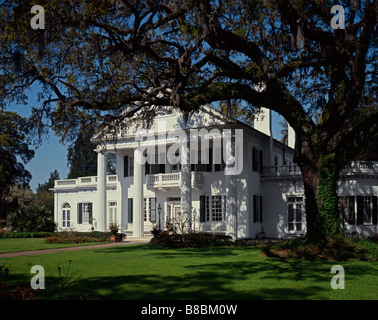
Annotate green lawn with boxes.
[0,238,109,253]
[1,243,377,300]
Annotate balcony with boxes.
[262,161,378,180]
[147,172,203,190]
[53,175,117,190]
[341,161,378,177]
[262,165,302,178]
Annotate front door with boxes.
[166,197,181,221]
[168,204,181,220]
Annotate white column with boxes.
[54,192,58,230]
[225,131,237,239]
[97,151,107,231]
[133,148,144,237]
[180,141,192,230]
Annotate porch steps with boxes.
[124,230,153,240]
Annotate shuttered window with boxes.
[77,202,92,224]
[149,198,157,223]
[253,195,263,223]
[128,198,133,223]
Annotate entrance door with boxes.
[167,197,181,220]
[168,204,181,220]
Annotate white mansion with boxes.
[52,106,378,239]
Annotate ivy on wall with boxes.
[317,154,343,239]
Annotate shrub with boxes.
[0,265,40,300]
[3,231,55,238]
[150,231,233,248]
[7,205,56,233]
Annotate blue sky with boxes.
[7,87,69,192]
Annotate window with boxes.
[201,195,226,222]
[339,196,355,224]
[83,203,90,224]
[109,202,117,224]
[62,203,71,228]
[287,197,303,232]
[252,147,263,173]
[211,196,224,221]
[253,195,263,223]
[124,155,134,177]
[357,196,377,225]
[78,202,92,224]
[142,197,157,223]
[146,154,165,175]
[340,196,377,225]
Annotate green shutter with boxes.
[199,195,206,222]
[149,198,156,223]
[78,203,83,224]
[206,149,212,172]
[88,203,93,221]
[128,198,133,223]
[145,161,150,175]
[260,196,263,223]
[357,196,363,225]
[373,196,377,225]
[252,147,258,172]
[259,150,263,173]
[348,196,355,224]
[253,195,257,223]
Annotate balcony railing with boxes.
[341,161,378,175]
[147,172,203,190]
[54,175,117,189]
[262,161,378,178]
[262,165,301,177]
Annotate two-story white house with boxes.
[52,105,378,239]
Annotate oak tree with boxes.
[1,0,377,239]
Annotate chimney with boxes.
[254,107,272,137]
[288,123,295,149]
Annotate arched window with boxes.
[62,203,71,228]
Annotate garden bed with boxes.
[262,237,378,261]
[45,232,112,244]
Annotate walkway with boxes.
[0,238,151,258]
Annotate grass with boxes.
[1,242,377,300]
[0,238,109,253]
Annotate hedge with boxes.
[0,231,55,238]
[150,231,234,248]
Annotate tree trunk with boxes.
[296,141,344,241]
[299,160,322,241]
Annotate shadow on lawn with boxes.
[93,243,241,258]
[2,245,376,300]
[70,246,377,300]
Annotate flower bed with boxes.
[45,232,111,244]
